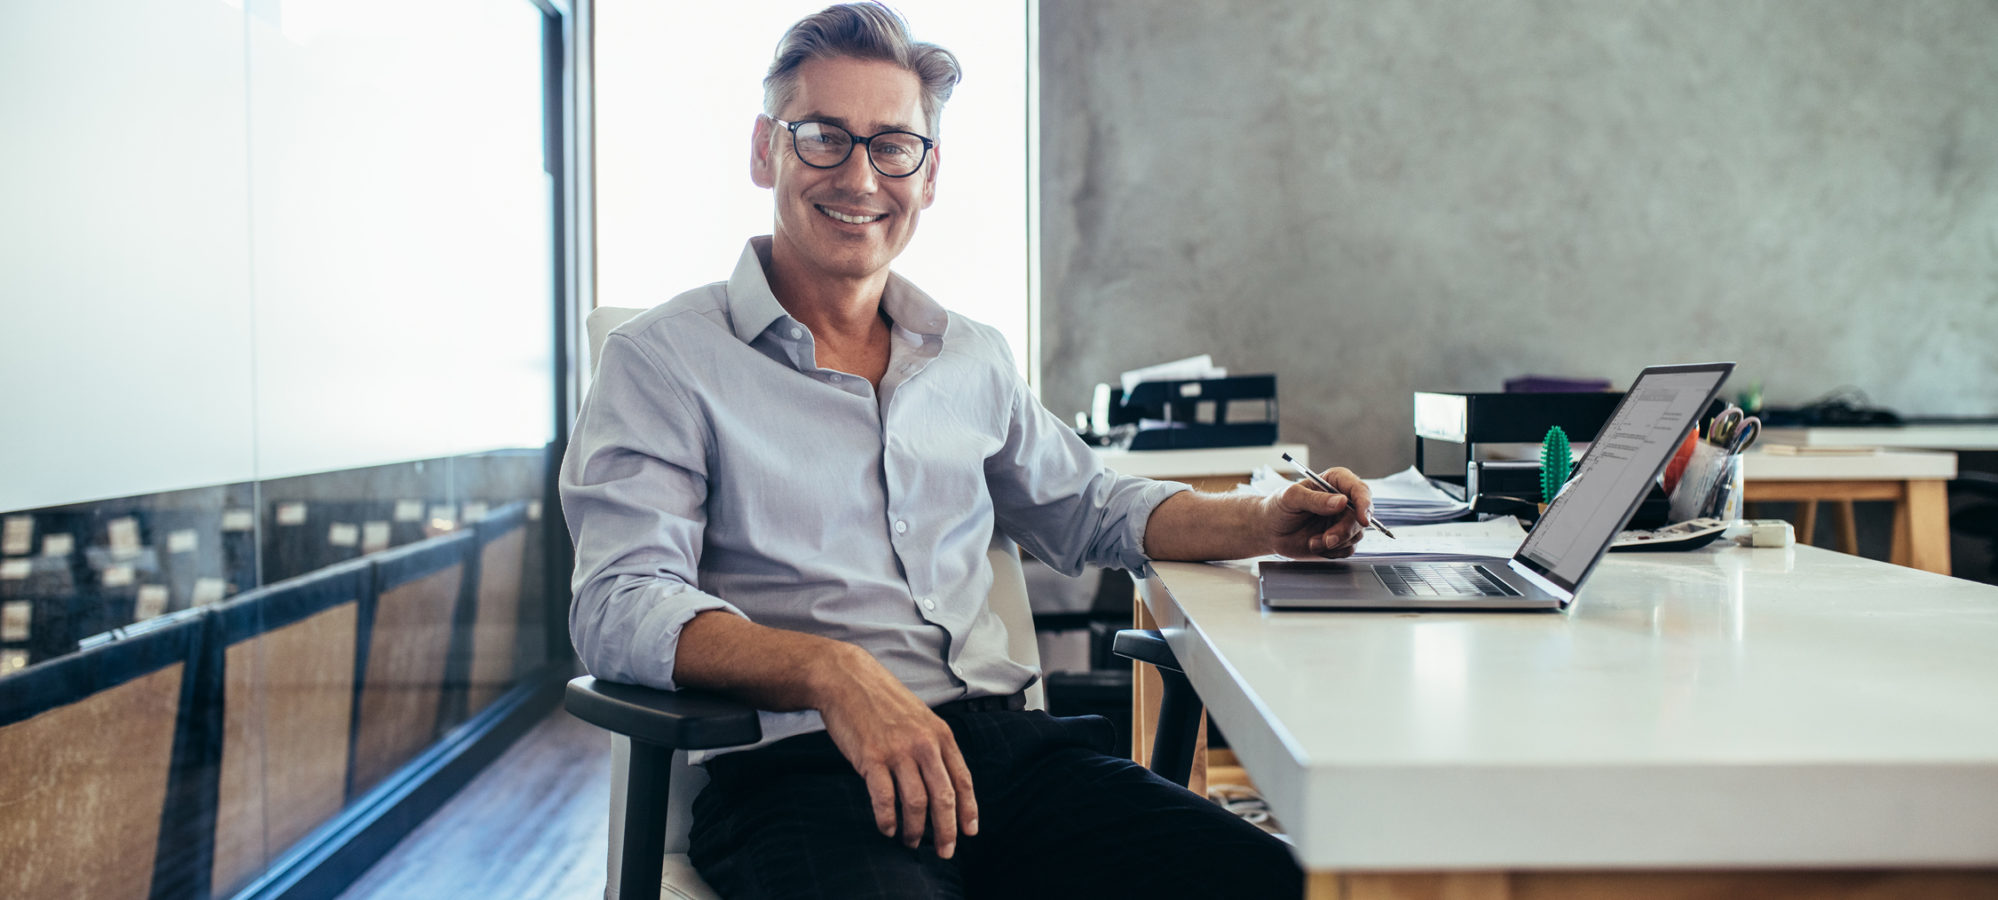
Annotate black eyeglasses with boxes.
[770,117,934,178]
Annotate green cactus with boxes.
[1540,426,1572,503]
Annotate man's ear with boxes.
[750,115,777,189]
[919,143,939,209]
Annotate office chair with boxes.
[1952,471,1998,582]
[567,305,1204,898]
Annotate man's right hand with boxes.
[814,644,978,860]
[671,611,978,859]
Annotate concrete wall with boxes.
[1039,0,1998,476]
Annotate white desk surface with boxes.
[1761,423,1998,451]
[1142,547,1998,871]
[1742,446,1957,480]
[1093,442,1307,480]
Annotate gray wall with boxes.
[1039,0,1998,476]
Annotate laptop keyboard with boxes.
[1378,563,1520,597]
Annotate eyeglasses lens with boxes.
[791,122,925,177]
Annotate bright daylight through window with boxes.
[595,1,1031,375]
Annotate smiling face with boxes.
[752,55,939,290]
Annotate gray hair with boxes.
[763,3,961,137]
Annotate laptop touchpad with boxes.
[1259,561,1375,600]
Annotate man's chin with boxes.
[807,247,896,280]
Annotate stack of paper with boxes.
[1119,354,1226,396]
[1359,466,1475,525]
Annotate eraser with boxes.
[1732,519,1794,548]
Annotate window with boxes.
[595,1,1032,375]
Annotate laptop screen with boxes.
[1514,363,1733,594]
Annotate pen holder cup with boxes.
[1709,454,1745,521]
[1669,442,1743,523]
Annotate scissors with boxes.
[1709,405,1760,454]
[1724,416,1761,454]
[1709,405,1744,445]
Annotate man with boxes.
[562,4,1373,896]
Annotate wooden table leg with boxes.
[1833,500,1860,555]
[1745,481,1949,574]
[1896,480,1953,575]
[1795,499,1819,546]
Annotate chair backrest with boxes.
[587,306,648,375]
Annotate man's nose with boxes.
[828,144,880,191]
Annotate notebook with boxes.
[1260,362,1734,611]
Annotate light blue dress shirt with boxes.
[560,237,1190,753]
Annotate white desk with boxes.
[1094,442,1308,485]
[1762,423,1998,451]
[1141,547,1998,898]
[1742,448,1957,575]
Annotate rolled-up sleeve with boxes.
[560,329,743,690]
[983,349,1190,578]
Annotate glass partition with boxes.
[0,1,564,897]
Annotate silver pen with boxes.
[1280,452,1395,539]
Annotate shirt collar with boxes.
[725,237,791,345]
[724,236,951,347]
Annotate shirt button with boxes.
[827,372,840,382]
[894,520,909,535]
[789,326,803,339]
[923,597,936,610]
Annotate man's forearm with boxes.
[1142,490,1273,561]
[672,609,869,711]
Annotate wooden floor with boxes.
[337,709,612,900]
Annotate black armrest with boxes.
[1110,629,1200,786]
[564,676,762,750]
[1953,472,1998,498]
[1112,629,1182,673]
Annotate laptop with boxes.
[1260,362,1734,611]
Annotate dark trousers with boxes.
[689,709,1303,899]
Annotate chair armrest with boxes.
[564,676,763,750]
[1953,471,1998,498]
[1112,629,1182,673]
